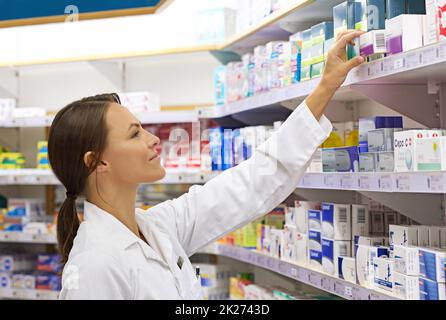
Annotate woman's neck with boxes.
[86,183,140,238]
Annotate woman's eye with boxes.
[131,131,140,138]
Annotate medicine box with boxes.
[294,201,319,234]
[416,226,430,248]
[356,0,386,31]
[359,152,376,172]
[295,232,308,266]
[356,245,389,287]
[353,235,386,257]
[425,0,440,45]
[393,245,419,276]
[308,229,322,252]
[322,203,352,240]
[406,0,426,14]
[322,239,351,275]
[359,116,403,153]
[389,225,418,250]
[394,130,443,172]
[338,256,357,284]
[310,42,324,63]
[309,249,323,271]
[311,62,325,79]
[376,152,395,172]
[359,30,387,57]
[418,248,446,283]
[37,254,61,273]
[373,257,394,291]
[419,277,446,300]
[322,146,359,173]
[308,209,322,231]
[352,204,370,237]
[386,0,406,19]
[333,0,361,59]
[368,128,401,152]
[393,272,420,300]
[311,22,334,46]
[385,14,424,55]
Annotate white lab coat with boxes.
[59,101,332,300]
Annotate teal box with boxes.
[406,0,426,14]
[334,0,361,59]
[356,0,386,31]
[311,43,325,65]
[311,62,325,79]
[311,21,334,46]
[386,0,406,19]
[301,29,313,68]
[301,65,312,81]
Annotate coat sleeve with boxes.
[146,101,332,256]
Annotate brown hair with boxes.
[48,93,121,267]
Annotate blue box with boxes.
[232,129,244,166]
[309,249,323,266]
[386,0,406,19]
[37,254,61,273]
[222,129,233,170]
[356,0,386,31]
[311,21,334,46]
[419,277,446,300]
[36,273,61,291]
[210,128,224,171]
[406,0,426,14]
[308,209,322,231]
[419,249,446,283]
[322,146,359,172]
[358,116,403,153]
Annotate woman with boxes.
[49,30,365,299]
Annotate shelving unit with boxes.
[198,244,396,300]
[0,288,59,300]
[0,231,56,244]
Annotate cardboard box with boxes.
[368,128,401,152]
[393,272,420,300]
[308,209,322,231]
[308,229,322,252]
[376,152,395,172]
[356,245,389,287]
[322,203,352,240]
[338,256,357,284]
[359,30,387,57]
[419,277,446,300]
[294,232,308,266]
[393,245,420,275]
[322,239,351,275]
[322,146,359,173]
[389,225,418,250]
[386,0,406,19]
[373,257,394,292]
[385,14,424,55]
[355,0,386,31]
[418,248,446,283]
[359,152,377,172]
[352,204,370,237]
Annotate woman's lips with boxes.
[149,153,160,161]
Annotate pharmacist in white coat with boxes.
[48,30,365,300]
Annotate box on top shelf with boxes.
[214,66,226,106]
[359,30,388,58]
[322,146,359,173]
[311,22,334,46]
[119,91,160,114]
[418,248,446,283]
[321,203,352,240]
[386,0,406,19]
[385,14,424,55]
[333,0,361,59]
[355,0,386,31]
[359,116,403,153]
[308,209,322,232]
[289,32,302,84]
[424,0,444,45]
[406,0,427,14]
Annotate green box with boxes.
[301,65,312,81]
[311,62,325,78]
[311,43,325,65]
[311,21,334,46]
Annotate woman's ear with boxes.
[83,151,95,169]
[83,151,108,173]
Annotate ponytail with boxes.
[57,194,80,267]
[48,93,120,269]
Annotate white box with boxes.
[393,272,420,300]
[370,211,385,235]
[308,249,323,271]
[384,212,398,235]
[440,227,446,248]
[419,277,446,300]
[308,229,322,252]
[294,232,308,266]
[338,256,357,284]
[294,201,319,234]
[376,152,395,172]
[385,15,424,55]
[308,209,322,232]
[414,137,446,172]
[393,245,420,276]
[119,91,161,113]
[389,225,418,250]
[394,130,443,172]
[322,239,351,276]
[356,245,389,287]
[419,248,446,283]
[321,203,352,240]
[373,257,394,292]
[352,204,369,237]
[416,226,430,248]
[353,235,386,257]
[428,226,442,248]
[424,0,440,45]
[359,30,387,57]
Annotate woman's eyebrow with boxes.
[128,122,141,131]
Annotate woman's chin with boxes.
[143,167,166,183]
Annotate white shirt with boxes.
[59,101,332,300]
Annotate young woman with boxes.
[48,30,365,299]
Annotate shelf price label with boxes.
[333,280,345,297]
[395,174,411,192]
[439,43,446,59]
[378,174,393,191]
[257,255,267,268]
[405,52,422,69]
[323,174,336,188]
[393,57,404,70]
[290,267,299,280]
[358,175,370,190]
[321,277,335,293]
[422,47,437,64]
[344,286,353,298]
[427,173,445,192]
[308,272,322,287]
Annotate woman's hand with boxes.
[306,29,366,120]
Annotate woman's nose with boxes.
[147,133,160,148]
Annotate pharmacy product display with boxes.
[192,263,231,300]
[0,254,61,293]
[217,199,446,300]
[229,272,340,300]
[213,0,445,107]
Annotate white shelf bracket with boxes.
[350,83,440,128]
[0,68,19,98]
[88,60,125,90]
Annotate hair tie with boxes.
[66,192,77,200]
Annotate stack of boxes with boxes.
[36,141,50,169]
[0,199,45,232]
[194,263,231,300]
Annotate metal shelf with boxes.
[0,288,59,300]
[0,111,199,128]
[0,231,57,244]
[206,244,396,300]
[0,169,219,185]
